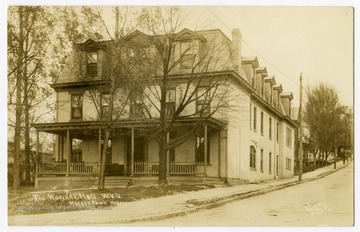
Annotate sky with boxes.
[182,6,354,107]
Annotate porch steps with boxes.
[104,176,226,188]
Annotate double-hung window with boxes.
[286,127,292,148]
[130,93,144,118]
[260,112,264,134]
[180,41,199,69]
[260,149,264,172]
[165,88,176,117]
[250,146,256,169]
[286,158,292,170]
[269,117,272,139]
[71,95,83,119]
[196,87,210,115]
[87,52,98,76]
[253,107,257,131]
[101,94,110,119]
[269,152,272,174]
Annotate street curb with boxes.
[112,162,351,224]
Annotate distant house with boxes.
[33,28,297,188]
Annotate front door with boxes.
[126,136,147,175]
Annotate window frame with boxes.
[253,107,257,131]
[100,93,110,119]
[269,117,272,139]
[71,94,83,119]
[250,146,256,170]
[165,88,176,117]
[269,152,272,174]
[180,40,199,69]
[286,127,292,148]
[260,149,264,172]
[130,94,145,118]
[196,87,211,115]
[286,158,292,170]
[260,111,264,135]
[86,51,98,76]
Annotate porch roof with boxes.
[32,117,226,136]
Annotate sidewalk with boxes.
[8,161,351,226]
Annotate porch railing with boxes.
[37,162,99,176]
[134,162,159,175]
[70,162,99,174]
[134,162,204,175]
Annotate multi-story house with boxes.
[33,28,297,188]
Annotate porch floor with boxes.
[105,176,226,188]
[34,176,226,189]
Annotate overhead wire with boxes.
[205,7,309,97]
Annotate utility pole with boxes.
[298,73,303,181]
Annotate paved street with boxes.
[132,164,354,226]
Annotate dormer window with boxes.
[180,41,199,69]
[87,52,98,76]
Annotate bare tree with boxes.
[133,7,237,185]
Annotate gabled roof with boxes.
[124,29,150,41]
[175,28,206,41]
[78,39,105,51]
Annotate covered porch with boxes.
[33,118,226,187]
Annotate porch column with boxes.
[98,128,101,174]
[166,132,170,176]
[131,127,134,176]
[35,130,39,177]
[66,129,70,176]
[204,125,208,176]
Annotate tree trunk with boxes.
[13,7,24,189]
[158,134,168,186]
[98,128,109,190]
[24,37,31,185]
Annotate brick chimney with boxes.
[230,29,248,78]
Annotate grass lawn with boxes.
[8,184,214,216]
